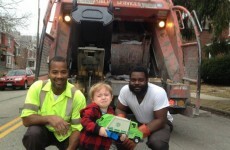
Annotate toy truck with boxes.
[96,114,143,143]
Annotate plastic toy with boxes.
[96,114,143,143]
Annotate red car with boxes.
[0,68,35,90]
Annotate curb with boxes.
[200,106,230,118]
[190,103,230,118]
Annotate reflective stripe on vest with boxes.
[39,80,48,108]
[71,118,81,124]
[23,103,39,112]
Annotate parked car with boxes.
[0,68,35,90]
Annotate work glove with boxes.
[116,114,126,118]
[121,138,136,150]
[138,124,151,138]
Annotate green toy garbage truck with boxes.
[96,114,143,143]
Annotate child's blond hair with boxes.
[89,82,113,99]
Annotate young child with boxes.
[79,82,127,150]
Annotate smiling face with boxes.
[91,86,113,109]
[48,61,68,95]
[129,72,148,95]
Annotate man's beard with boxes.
[129,83,148,95]
[52,80,67,93]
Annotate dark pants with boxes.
[146,120,173,150]
[22,125,69,150]
[127,114,173,150]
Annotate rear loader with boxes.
[36,0,202,115]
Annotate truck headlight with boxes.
[158,20,166,28]
[64,14,71,22]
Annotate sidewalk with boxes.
[190,92,230,117]
[190,92,230,101]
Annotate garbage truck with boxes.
[96,114,143,143]
[36,0,202,115]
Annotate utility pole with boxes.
[35,0,40,80]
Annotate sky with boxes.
[16,0,48,36]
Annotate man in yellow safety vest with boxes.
[21,56,86,150]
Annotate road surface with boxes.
[1,89,230,150]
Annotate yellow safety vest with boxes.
[21,80,86,141]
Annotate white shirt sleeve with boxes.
[118,85,129,106]
[153,87,169,111]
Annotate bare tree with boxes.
[174,0,230,40]
[0,0,31,32]
[15,47,28,68]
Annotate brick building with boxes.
[0,32,18,75]
[0,32,36,76]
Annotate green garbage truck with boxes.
[96,114,143,143]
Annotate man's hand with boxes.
[122,138,136,150]
[47,115,70,136]
[138,124,151,138]
[117,114,126,118]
